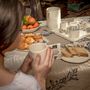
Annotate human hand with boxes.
[33,47,54,78]
[32,47,54,89]
[20,53,33,73]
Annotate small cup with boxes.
[29,43,48,64]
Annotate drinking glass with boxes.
[46,7,61,33]
[67,24,80,41]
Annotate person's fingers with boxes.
[24,57,32,66]
[44,48,51,65]
[51,56,54,66]
[34,54,41,67]
[48,49,54,68]
[21,53,32,67]
[28,52,33,62]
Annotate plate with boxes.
[61,54,90,64]
[22,21,47,33]
[61,44,90,64]
[22,26,40,33]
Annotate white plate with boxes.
[22,21,47,33]
[22,26,40,33]
[60,42,90,64]
[61,51,90,64]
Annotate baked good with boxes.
[18,33,43,50]
[61,45,89,57]
[61,48,72,57]
[25,37,35,44]
[65,46,77,56]
[74,46,88,57]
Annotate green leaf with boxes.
[22,16,29,25]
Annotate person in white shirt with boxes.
[0,0,54,90]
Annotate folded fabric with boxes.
[4,49,28,71]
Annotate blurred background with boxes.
[20,0,90,20]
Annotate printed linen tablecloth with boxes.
[46,32,90,90]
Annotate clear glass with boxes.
[60,21,69,33]
[67,24,80,40]
[46,7,61,33]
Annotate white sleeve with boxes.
[0,71,41,90]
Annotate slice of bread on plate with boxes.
[61,48,72,57]
[65,46,77,56]
[74,46,88,57]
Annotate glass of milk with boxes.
[46,7,61,33]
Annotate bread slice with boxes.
[65,46,77,56]
[74,46,88,57]
[61,48,72,57]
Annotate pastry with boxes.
[18,33,43,50]
[65,46,77,56]
[25,37,35,44]
[61,48,72,57]
[61,45,89,57]
[74,46,88,57]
